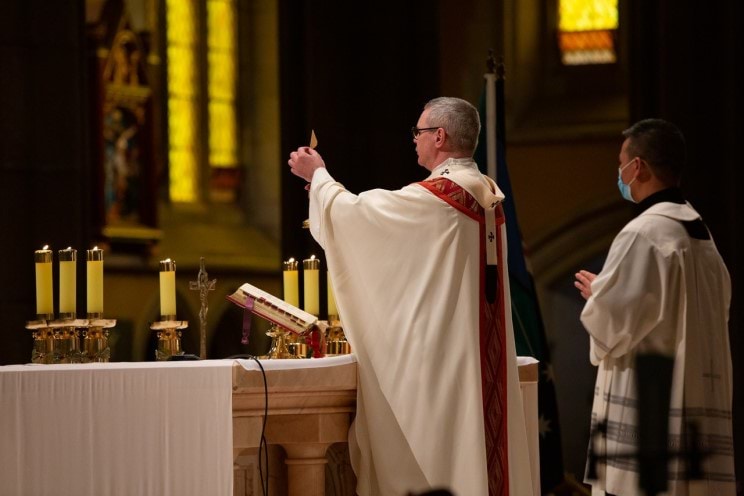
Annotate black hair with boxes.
[622,118,686,185]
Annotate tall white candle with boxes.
[159,259,177,318]
[327,272,338,318]
[58,247,77,317]
[283,258,299,307]
[303,255,320,316]
[34,246,53,317]
[87,247,104,316]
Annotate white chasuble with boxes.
[581,200,735,496]
[308,158,533,496]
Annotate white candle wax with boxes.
[283,258,299,307]
[34,246,53,316]
[303,256,320,316]
[86,247,104,315]
[159,259,177,318]
[58,247,77,315]
[327,272,338,317]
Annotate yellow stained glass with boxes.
[166,0,198,202]
[167,99,195,148]
[208,52,235,100]
[167,46,195,97]
[207,0,237,169]
[166,0,194,43]
[208,0,234,51]
[169,149,197,202]
[209,101,237,167]
[559,0,618,32]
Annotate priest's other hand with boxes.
[574,270,596,300]
[288,147,326,183]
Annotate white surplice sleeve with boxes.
[580,225,683,366]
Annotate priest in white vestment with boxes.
[575,119,735,496]
[288,97,533,496]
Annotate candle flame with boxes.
[42,245,49,250]
[310,255,316,260]
[288,257,295,263]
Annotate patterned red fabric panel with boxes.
[418,178,509,496]
[481,205,508,496]
[417,177,483,220]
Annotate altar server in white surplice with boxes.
[575,119,735,496]
[288,97,533,496]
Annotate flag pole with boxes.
[495,57,506,182]
[484,51,497,181]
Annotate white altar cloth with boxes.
[0,361,233,496]
[236,353,356,371]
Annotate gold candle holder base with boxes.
[325,321,351,356]
[28,325,55,364]
[53,326,82,363]
[27,317,118,364]
[150,320,188,361]
[286,332,309,359]
[26,318,88,364]
[265,325,298,359]
[81,318,117,363]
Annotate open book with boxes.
[227,283,318,334]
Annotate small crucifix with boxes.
[189,257,216,359]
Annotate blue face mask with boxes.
[617,159,637,203]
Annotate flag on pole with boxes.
[474,54,565,494]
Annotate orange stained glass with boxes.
[558,0,618,65]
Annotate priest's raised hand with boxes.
[288,146,326,183]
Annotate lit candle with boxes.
[87,247,104,317]
[283,258,299,307]
[327,271,338,318]
[58,247,77,318]
[34,245,53,318]
[303,255,320,316]
[159,259,177,319]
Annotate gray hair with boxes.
[423,97,481,155]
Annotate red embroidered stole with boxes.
[418,177,509,496]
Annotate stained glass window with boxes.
[166,0,197,202]
[558,0,618,65]
[207,0,237,169]
[165,0,238,203]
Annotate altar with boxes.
[0,356,539,496]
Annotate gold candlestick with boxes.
[265,325,297,359]
[150,320,188,361]
[325,321,351,356]
[159,259,177,320]
[81,318,116,363]
[152,258,187,360]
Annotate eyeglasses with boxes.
[411,126,440,139]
